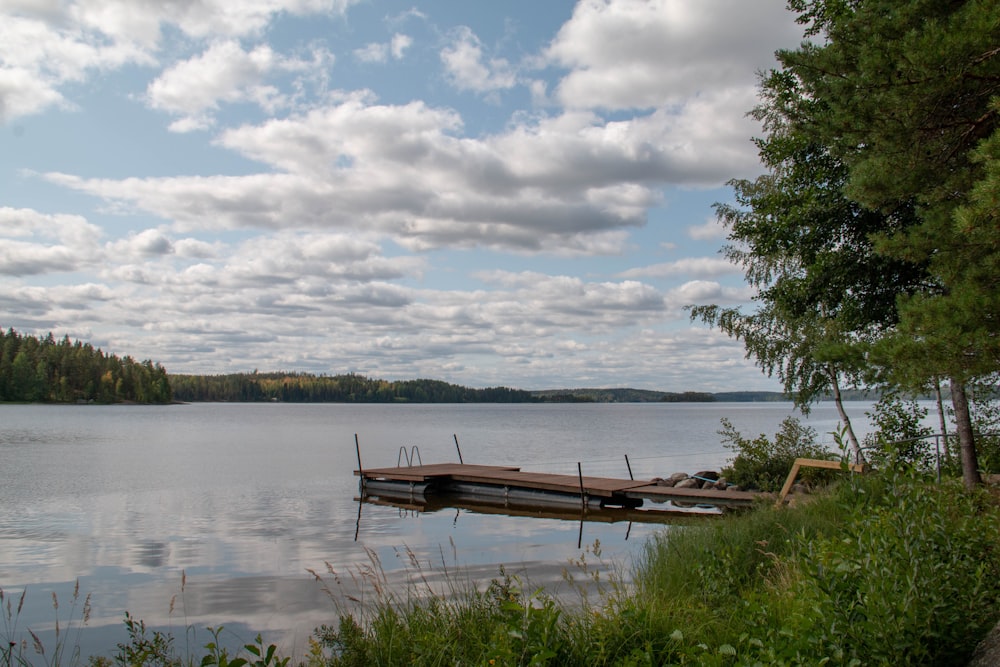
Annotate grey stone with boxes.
[674,478,700,489]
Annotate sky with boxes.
[0,0,809,391]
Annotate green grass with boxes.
[313,474,1000,666]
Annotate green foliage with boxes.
[969,380,1000,474]
[309,474,1000,666]
[696,0,1000,486]
[315,573,570,666]
[0,328,171,404]
[788,476,1000,665]
[718,416,837,491]
[863,394,935,474]
[168,371,535,403]
[615,474,1000,665]
[111,612,180,667]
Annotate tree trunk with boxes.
[951,378,982,489]
[827,365,864,464]
[934,379,951,466]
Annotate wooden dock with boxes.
[354,462,762,509]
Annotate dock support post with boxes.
[625,454,634,481]
[355,434,364,493]
[453,433,464,464]
[577,462,586,510]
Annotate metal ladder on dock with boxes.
[398,445,423,467]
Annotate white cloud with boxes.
[667,279,753,308]
[357,33,411,63]
[0,65,66,122]
[619,257,739,279]
[354,42,388,63]
[0,12,152,121]
[545,0,800,111]
[146,40,331,131]
[390,33,412,59]
[0,208,103,275]
[42,85,763,253]
[688,216,727,240]
[69,0,360,47]
[107,229,174,257]
[0,0,354,123]
[441,26,516,94]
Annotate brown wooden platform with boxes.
[356,463,763,508]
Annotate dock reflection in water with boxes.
[356,488,725,549]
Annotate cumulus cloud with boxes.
[355,33,412,63]
[545,0,800,111]
[0,66,67,122]
[0,0,355,123]
[146,41,334,132]
[391,33,412,59]
[43,87,763,253]
[666,279,753,308]
[618,257,740,279]
[0,208,103,275]
[441,26,516,94]
[354,42,389,63]
[687,216,728,240]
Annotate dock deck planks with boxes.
[356,462,763,507]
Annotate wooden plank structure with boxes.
[776,457,867,505]
[355,462,763,509]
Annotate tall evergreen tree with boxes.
[773,0,1000,487]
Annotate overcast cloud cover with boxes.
[0,0,806,391]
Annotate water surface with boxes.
[0,401,874,658]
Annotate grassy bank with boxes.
[317,473,1000,666]
[5,473,999,666]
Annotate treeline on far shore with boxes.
[168,372,535,403]
[0,328,171,404]
[169,373,804,404]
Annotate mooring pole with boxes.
[624,454,634,481]
[453,433,464,464]
[355,433,364,493]
[577,461,586,510]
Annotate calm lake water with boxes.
[0,401,876,659]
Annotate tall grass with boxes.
[313,473,1000,666]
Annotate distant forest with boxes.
[168,373,798,403]
[168,372,536,403]
[0,328,171,404]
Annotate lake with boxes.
[0,401,876,659]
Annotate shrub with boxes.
[863,394,935,474]
[785,475,1000,665]
[718,416,837,491]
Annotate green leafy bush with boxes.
[781,475,1000,664]
[969,378,1000,474]
[718,416,837,491]
[863,394,935,473]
